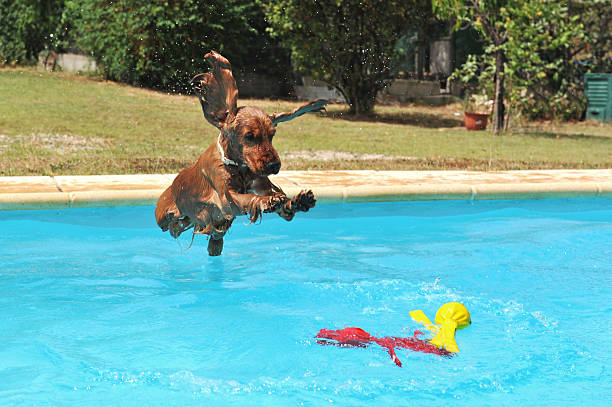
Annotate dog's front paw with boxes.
[292,190,316,212]
[247,194,286,222]
[262,193,287,213]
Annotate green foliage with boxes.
[454,27,486,70]
[450,53,495,97]
[0,0,65,64]
[571,0,612,73]
[441,0,591,122]
[394,33,418,74]
[434,0,508,29]
[65,0,288,92]
[502,0,586,120]
[1,0,289,90]
[261,0,428,114]
[451,53,496,112]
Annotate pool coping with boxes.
[0,169,611,210]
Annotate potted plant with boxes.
[464,93,493,130]
[448,55,495,130]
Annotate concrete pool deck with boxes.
[0,169,610,210]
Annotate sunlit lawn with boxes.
[0,68,610,175]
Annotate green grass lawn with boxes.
[1,68,610,175]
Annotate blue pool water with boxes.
[0,199,611,406]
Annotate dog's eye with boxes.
[245,132,255,141]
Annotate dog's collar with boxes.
[217,133,244,167]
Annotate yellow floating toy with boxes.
[409,302,471,353]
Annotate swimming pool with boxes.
[1,199,610,406]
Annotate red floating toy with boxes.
[315,327,451,367]
[315,303,472,367]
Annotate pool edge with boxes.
[1,170,611,210]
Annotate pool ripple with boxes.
[0,199,610,406]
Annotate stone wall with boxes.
[38,52,97,72]
[383,79,440,102]
[293,77,442,103]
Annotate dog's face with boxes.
[225,106,281,176]
[191,51,330,177]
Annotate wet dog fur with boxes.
[155,51,329,256]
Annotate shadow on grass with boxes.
[282,157,610,171]
[326,109,463,128]
[513,128,611,141]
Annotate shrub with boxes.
[73,1,288,91]
[64,0,286,92]
[0,0,65,64]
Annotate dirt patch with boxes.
[0,133,108,152]
[281,150,415,161]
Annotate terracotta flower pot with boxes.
[464,111,489,130]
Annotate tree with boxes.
[433,0,510,134]
[262,0,429,115]
[502,1,585,121]
[445,0,588,123]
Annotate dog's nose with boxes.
[266,161,281,175]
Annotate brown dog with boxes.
[155,51,329,256]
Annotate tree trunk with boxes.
[346,83,377,115]
[493,48,505,135]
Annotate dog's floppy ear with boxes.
[270,99,331,126]
[190,51,238,130]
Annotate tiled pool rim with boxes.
[0,169,610,210]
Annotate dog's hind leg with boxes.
[204,218,233,256]
[207,237,224,256]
